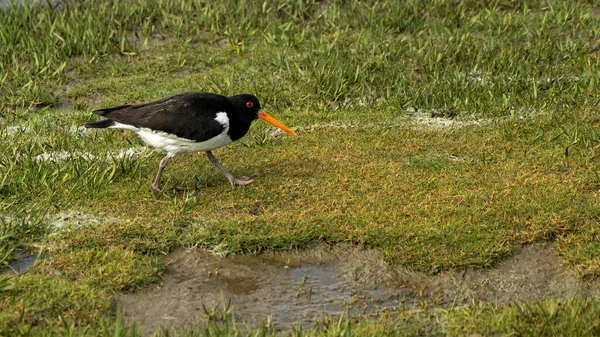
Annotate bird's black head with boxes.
[228,93,297,136]
[229,94,262,122]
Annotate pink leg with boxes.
[206,151,254,189]
[151,155,172,192]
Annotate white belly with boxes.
[109,112,232,156]
[136,128,232,156]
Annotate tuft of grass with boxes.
[0,203,50,270]
[0,275,112,334]
[35,246,163,292]
[448,299,600,336]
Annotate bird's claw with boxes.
[229,177,254,189]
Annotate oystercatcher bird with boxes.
[85,92,296,192]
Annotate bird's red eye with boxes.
[246,101,254,108]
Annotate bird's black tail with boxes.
[85,119,115,129]
[92,104,132,117]
[86,104,133,128]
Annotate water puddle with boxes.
[120,244,598,333]
[2,251,43,275]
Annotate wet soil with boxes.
[119,243,598,334]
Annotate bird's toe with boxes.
[234,177,254,186]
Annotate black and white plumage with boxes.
[85,92,296,192]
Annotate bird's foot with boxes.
[228,177,255,189]
[151,183,163,192]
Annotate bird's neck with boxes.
[227,113,252,141]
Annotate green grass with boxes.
[1,0,600,335]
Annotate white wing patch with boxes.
[107,112,232,156]
[214,111,229,126]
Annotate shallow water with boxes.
[121,247,414,332]
[120,244,598,333]
[2,252,41,274]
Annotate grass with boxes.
[1,0,600,335]
[4,298,600,336]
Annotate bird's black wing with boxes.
[92,93,232,142]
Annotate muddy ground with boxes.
[119,243,598,333]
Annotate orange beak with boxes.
[258,111,297,136]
